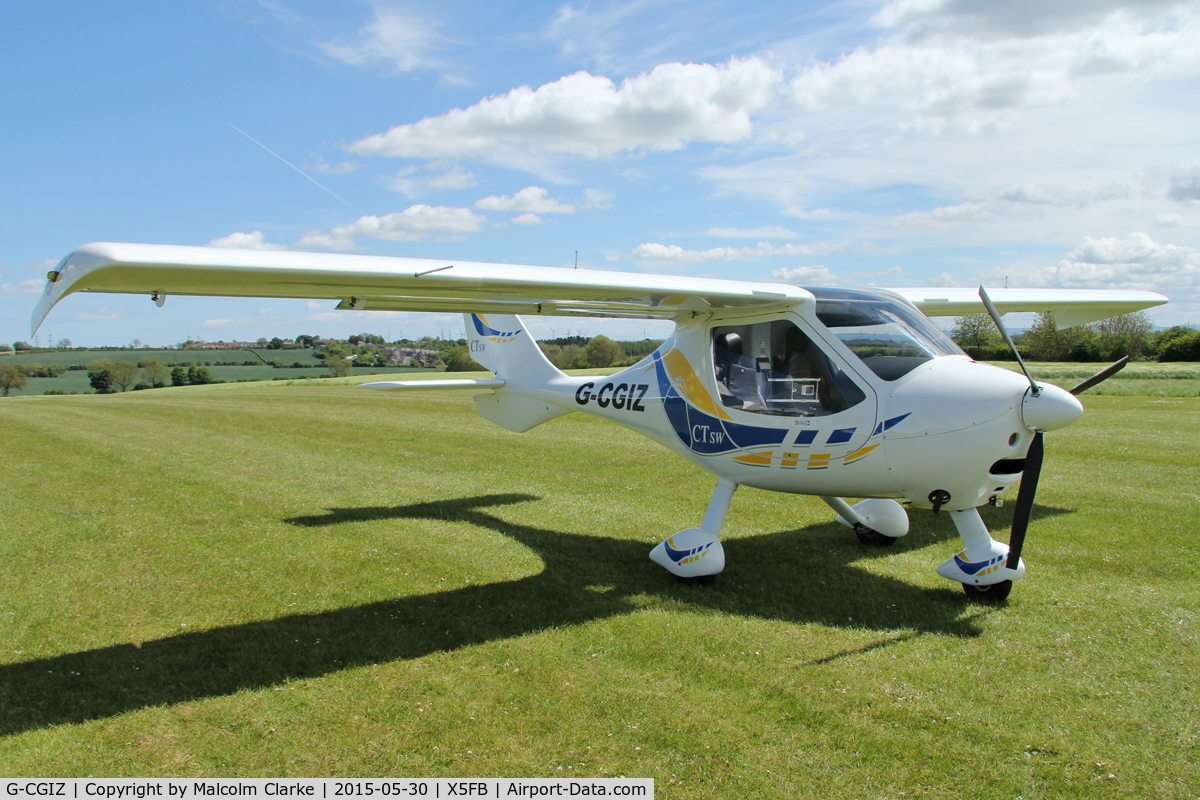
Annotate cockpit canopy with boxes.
[809,287,965,381]
[710,288,966,417]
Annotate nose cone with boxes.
[1022,384,1083,432]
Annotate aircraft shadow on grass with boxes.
[0,493,1071,737]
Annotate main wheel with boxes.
[962,579,1012,602]
[855,525,897,547]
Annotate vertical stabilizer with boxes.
[463,312,575,432]
[464,313,566,387]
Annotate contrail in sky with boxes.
[230,124,359,212]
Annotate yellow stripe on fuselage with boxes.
[733,451,773,466]
[844,443,880,463]
[662,348,733,421]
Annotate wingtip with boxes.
[31,285,55,338]
[31,253,74,337]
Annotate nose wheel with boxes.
[961,579,1013,602]
[675,574,717,587]
[854,523,898,547]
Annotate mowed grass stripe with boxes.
[0,385,1196,796]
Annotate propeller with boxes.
[1005,430,1042,569]
[977,288,1129,573]
[978,285,1040,396]
[1069,355,1130,395]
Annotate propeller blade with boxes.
[1006,430,1044,570]
[978,285,1040,396]
[1069,355,1130,395]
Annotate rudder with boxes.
[464,313,565,386]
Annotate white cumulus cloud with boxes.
[1048,232,1199,290]
[475,186,576,214]
[296,205,487,249]
[789,3,1200,139]
[633,241,831,262]
[988,232,1199,307]
[206,231,287,250]
[349,57,781,163]
[771,265,841,284]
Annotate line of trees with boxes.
[951,311,1198,362]
[441,334,664,373]
[0,362,68,378]
[83,357,220,393]
[0,361,77,395]
[4,339,74,352]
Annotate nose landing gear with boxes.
[824,496,910,548]
[937,507,1025,602]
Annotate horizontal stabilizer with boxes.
[360,378,505,391]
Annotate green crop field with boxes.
[0,348,437,396]
[1,348,328,367]
[0,376,1196,796]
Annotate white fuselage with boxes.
[508,305,1080,513]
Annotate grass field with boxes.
[0,376,1196,795]
[990,361,1200,398]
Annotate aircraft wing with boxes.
[33,241,809,335]
[32,242,1169,335]
[889,287,1168,328]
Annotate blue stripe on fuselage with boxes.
[651,351,787,455]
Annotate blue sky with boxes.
[3,0,1199,346]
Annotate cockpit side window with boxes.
[712,320,866,417]
[809,287,965,381]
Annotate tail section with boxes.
[464,313,575,433]
[466,313,565,385]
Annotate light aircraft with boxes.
[34,242,1167,600]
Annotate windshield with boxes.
[810,288,964,381]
